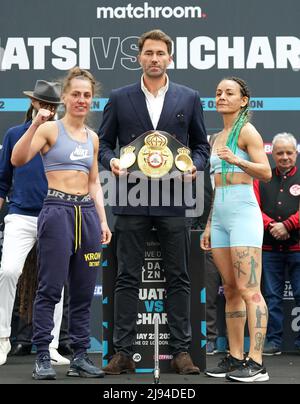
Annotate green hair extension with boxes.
[221,108,249,187]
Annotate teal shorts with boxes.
[211,184,263,248]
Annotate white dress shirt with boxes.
[141,75,169,129]
[110,76,169,168]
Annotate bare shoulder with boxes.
[89,130,99,141]
[36,121,58,140]
[240,122,263,146]
[211,131,223,139]
[210,131,223,147]
[89,130,100,148]
[38,120,57,132]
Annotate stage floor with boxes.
[0,353,299,384]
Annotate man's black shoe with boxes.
[58,344,73,356]
[9,343,32,356]
[262,341,282,356]
[67,353,105,378]
[32,354,56,380]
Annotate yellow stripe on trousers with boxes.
[74,205,82,252]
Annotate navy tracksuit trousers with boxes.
[32,196,102,356]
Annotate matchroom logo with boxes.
[96,2,204,19]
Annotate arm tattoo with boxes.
[236,158,249,171]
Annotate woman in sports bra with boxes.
[11,67,111,380]
[201,77,272,382]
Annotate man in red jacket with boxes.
[254,132,300,355]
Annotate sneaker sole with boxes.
[206,351,217,356]
[262,352,281,356]
[32,372,56,380]
[67,369,105,378]
[205,371,226,378]
[226,372,269,383]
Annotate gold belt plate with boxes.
[137,132,173,178]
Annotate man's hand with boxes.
[182,165,197,182]
[269,222,290,240]
[110,158,127,177]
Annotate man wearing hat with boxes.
[0,80,69,367]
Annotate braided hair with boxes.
[220,77,251,186]
[18,245,38,322]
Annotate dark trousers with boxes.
[32,198,101,354]
[113,215,191,356]
[263,251,300,348]
[11,285,70,347]
[59,284,70,345]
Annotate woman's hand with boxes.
[217,146,240,165]
[101,222,112,245]
[32,108,54,127]
[200,225,211,251]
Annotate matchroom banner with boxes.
[1,0,300,145]
[1,0,299,352]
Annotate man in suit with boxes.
[98,29,209,375]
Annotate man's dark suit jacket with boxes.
[98,81,210,216]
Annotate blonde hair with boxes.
[62,67,100,96]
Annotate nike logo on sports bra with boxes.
[70,146,91,161]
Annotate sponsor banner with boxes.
[1,35,300,72]
[102,231,206,371]
[96,2,204,20]
[264,143,300,154]
[1,0,300,153]
[3,97,300,112]
[0,98,109,112]
[133,239,169,370]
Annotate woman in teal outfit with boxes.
[201,77,272,382]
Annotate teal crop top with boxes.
[210,146,250,174]
[42,120,94,174]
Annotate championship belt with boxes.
[119,130,193,178]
